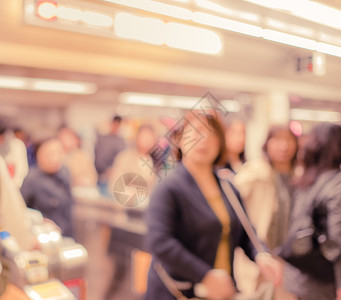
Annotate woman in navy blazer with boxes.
[146,113,281,300]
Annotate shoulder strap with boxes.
[154,262,191,300]
[217,170,265,253]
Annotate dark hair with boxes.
[225,119,246,163]
[0,120,7,135]
[262,124,298,168]
[176,113,226,166]
[112,115,122,123]
[297,122,341,188]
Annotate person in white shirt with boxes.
[0,121,29,188]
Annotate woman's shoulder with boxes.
[150,163,192,196]
[25,166,41,179]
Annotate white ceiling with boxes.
[0,0,340,111]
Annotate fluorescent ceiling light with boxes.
[242,0,341,31]
[115,12,222,54]
[0,76,27,89]
[36,2,114,28]
[103,0,192,20]
[119,92,240,111]
[82,11,114,27]
[165,22,222,54]
[0,76,97,94]
[57,6,82,22]
[291,108,341,122]
[32,79,96,94]
[115,12,165,45]
[26,0,341,59]
[263,29,317,50]
[57,6,114,28]
[220,100,241,112]
[120,93,166,106]
[193,12,262,37]
[168,97,198,109]
[316,42,341,58]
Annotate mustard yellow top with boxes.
[206,195,231,274]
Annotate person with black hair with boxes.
[223,119,246,175]
[21,136,74,238]
[146,113,281,300]
[94,115,126,195]
[283,122,341,300]
[233,125,298,298]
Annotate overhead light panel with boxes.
[119,92,240,111]
[0,76,97,94]
[25,0,341,59]
[35,1,114,28]
[114,12,222,54]
[242,0,341,31]
[220,100,241,112]
[316,42,341,58]
[32,79,97,94]
[82,11,114,27]
[115,12,165,45]
[291,108,341,122]
[120,93,166,107]
[165,22,222,54]
[193,12,263,37]
[0,77,27,89]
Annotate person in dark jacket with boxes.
[94,115,126,195]
[283,122,341,300]
[21,136,74,238]
[146,112,282,300]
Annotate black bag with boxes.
[279,170,341,282]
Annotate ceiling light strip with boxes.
[26,0,341,58]
[0,76,97,94]
[193,12,263,37]
[291,108,341,122]
[119,92,241,111]
[114,12,222,54]
[242,0,341,31]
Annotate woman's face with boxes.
[37,139,64,174]
[180,117,220,166]
[225,121,245,155]
[267,130,297,165]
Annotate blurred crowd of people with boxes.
[0,111,340,300]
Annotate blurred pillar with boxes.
[268,91,290,125]
[245,91,290,160]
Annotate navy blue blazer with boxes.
[145,162,257,300]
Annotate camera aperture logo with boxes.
[113,173,148,207]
